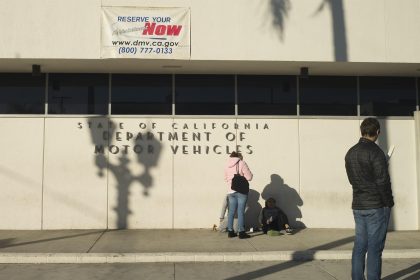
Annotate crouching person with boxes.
[259,197,293,235]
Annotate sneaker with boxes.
[285,228,293,235]
[238,231,251,239]
[228,230,237,238]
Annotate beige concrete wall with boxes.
[1,0,420,63]
[299,119,357,228]
[0,118,44,229]
[415,111,420,229]
[0,0,101,59]
[0,116,417,230]
[375,119,418,230]
[42,118,108,229]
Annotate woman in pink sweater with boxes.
[224,151,253,239]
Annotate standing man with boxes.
[345,117,394,280]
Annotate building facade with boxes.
[0,0,419,230]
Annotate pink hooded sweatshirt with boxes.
[224,157,253,194]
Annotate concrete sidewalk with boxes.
[0,229,419,263]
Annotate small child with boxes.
[259,197,293,235]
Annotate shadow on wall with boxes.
[270,0,348,61]
[245,189,262,230]
[270,0,291,41]
[261,174,305,228]
[88,118,162,229]
[314,0,348,61]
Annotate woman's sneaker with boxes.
[228,230,237,238]
[238,231,251,239]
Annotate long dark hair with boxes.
[229,151,243,160]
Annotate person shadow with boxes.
[261,174,305,229]
[244,189,262,231]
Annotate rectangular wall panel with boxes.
[375,119,417,230]
[299,119,359,228]
[0,118,44,229]
[43,117,108,229]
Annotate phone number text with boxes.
[118,47,173,55]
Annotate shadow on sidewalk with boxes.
[382,263,420,280]
[0,230,104,249]
[225,235,354,280]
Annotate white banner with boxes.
[101,7,190,59]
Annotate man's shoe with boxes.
[238,231,251,239]
[228,230,237,238]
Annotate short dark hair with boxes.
[265,197,276,207]
[360,118,380,137]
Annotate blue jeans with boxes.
[352,207,391,280]
[227,192,247,232]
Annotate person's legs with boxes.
[220,195,229,219]
[278,210,289,230]
[352,209,368,280]
[227,193,238,232]
[366,207,391,280]
[236,193,248,232]
[262,224,268,234]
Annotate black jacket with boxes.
[345,138,394,210]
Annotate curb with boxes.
[0,249,419,263]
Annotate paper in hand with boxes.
[387,145,395,161]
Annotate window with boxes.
[0,74,45,114]
[48,74,108,114]
[299,76,357,116]
[237,75,297,115]
[175,75,234,115]
[417,78,420,109]
[112,74,172,115]
[360,77,417,116]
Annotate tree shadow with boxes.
[270,0,348,61]
[270,0,291,41]
[261,174,305,228]
[245,189,262,230]
[314,0,348,61]
[88,118,162,229]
